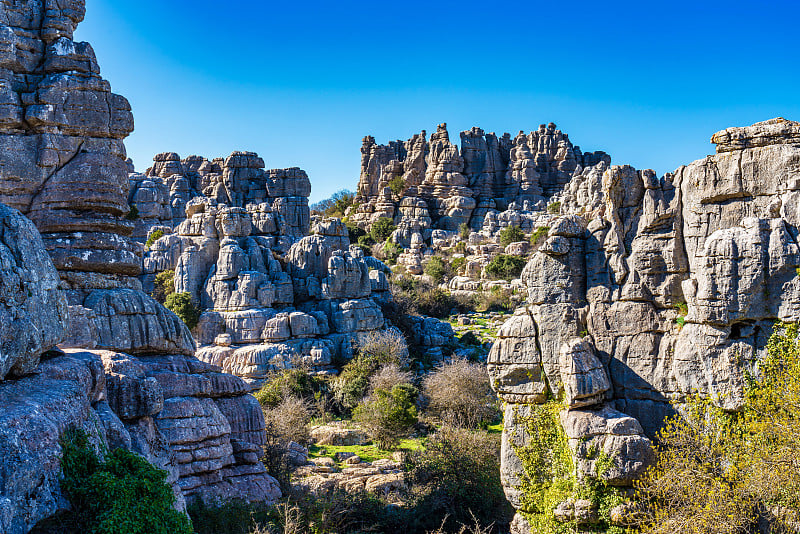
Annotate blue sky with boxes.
[77,0,800,203]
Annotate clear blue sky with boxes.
[76,0,800,203]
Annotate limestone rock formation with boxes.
[490,118,800,530]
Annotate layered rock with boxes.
[134,157,395,380]
[489,118,800,530]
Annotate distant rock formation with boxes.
[490,118,800,531]
[0,2,281,531]
[350,122,610,236]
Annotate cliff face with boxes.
[490,118,800,531]
[351,122,610,236]
[0,3,281,531]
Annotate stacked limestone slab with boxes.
[0,2,281,530]
[131,152,399,380]
[488,118,800,531]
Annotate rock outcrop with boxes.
[132,155,396,381]
[489,117,800,531]
[0,2,282,530]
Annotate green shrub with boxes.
[451,256,466,275]
[189,499,279,534]
[370,217,396,243]
[254,368,327,408]
[332,329,409,412]
[459,223,471,240]
[125,204,139,220]
[415,287,457,318]
[424,256,448,284]
[382,240,403,264]
[547,201,561,214]
[145,229,164,249]
[357,234,375,256]
[354,383,419,450]
[484,254,527,280]
[454,241,467,254]
[475,287,519,312]
[151,269,175,304]
[499,225,526,247]
[388,176,407,196]
[403,427,513,533]
[164,292,200,330]
[344,218,367,243]
[59,428,192,534]
[530,226,550,247]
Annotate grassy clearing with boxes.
[308,438,423,465]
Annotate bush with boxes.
[633,322,800,533]
[344,218,366,243]
[498,225,526,247]
[145,229,164,249]
[357,234,375,256]
[382,240,403,264]
[254,368,327,409]
[403,427,513,533]
[415,287,457,319]
[424,256,448,284]
[332,329,409,412]
[484,254,527,280]
[310,189,355,218]
[189,498,279,534]
[547,201,561,214]
[354,383,419,449]
[58,428,191,534]
[451,256,466,275]
[459,223,471,240]
[475,287,519,313]
[151,269,175,304]
[388,176,407,196]
[164,291,200,330]
[370,217,396,243]
[263,395,312,446]
[530,226,550,247]
[422,358,498,428]
[125,204,139,220]
[369,363,414,396]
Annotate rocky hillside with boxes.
[489,117,800,532]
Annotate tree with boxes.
[484,254,527,280]
[353,383,418,450]
[152,269,175,304]
[164,291,200,330]
[310,189,356,218]
[422,358,498,428]
[499,225,526,247]
[424,256,448,284]
[388,176,407,196]
[370,217,396,243]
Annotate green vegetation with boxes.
[451,256,466,275]
[424,256,448,284]
[332,329,409,412]
[422,358,499,428]
[151,269,175,304]
[634,322,800,533]
[254,367,327,409]
[145,229,164,249]
[547,201,561,214]
[344,218,367,243]
[308,438,422,465]
[58,428,191,534]
[382,240,403,264]
[164,291,200,330]
[354,383,419,449]
[370,217,396,243]
[125,204,139,220]
[310,189,356,218]
[484,254,527,280]
[357,234,375,256]
[530,225,550,247]
[388,176,407,196]
[499,225,526,247]
[459,222,471,240]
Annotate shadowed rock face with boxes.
[489,118,800,531]
[0,3,283,528]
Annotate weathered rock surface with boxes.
[490,118,800,520]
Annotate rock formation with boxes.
[489,117,800,531]
[0,2,281,531]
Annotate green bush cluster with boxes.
[424,256,448,284]
[354,383,419,449]
[382,240,403,264]
[58,428,191,534]
[125,204,139,220]
[458,222,471,240]
[151,269,175,304]
[164,291,200,330]
[484,254,527,280]
[547,201,561,214]
[530,226,550,247]
[145,229,164,249]
[499,225,526,247]
[388,176,407,196]
[254,367,327,408]
[310,189,356,218]
[370,217,396,243]
[451,256,466,275]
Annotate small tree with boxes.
[370,217,396,243]
[145,229,165,249]
[499,225,526,247]
[422,358,498,428]
[354,383,418,450]
[458,223,471,240]
[310,189,355,217]
[484,254,527,280]
[164,291,200,330]
[424,256,448,284]
[388,176,407,196]
[152,269,175,304]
